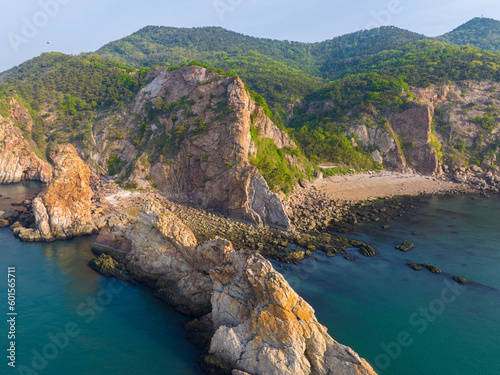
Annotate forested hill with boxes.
[437,17,500,54]
[96,25,425,79]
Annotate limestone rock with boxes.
[19,144,95,241]
[209,250,377,375]
[0,117,52,184]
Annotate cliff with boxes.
[91,198,377,375]
[0,116,52,184]
[209,250,377,375]
[97,66,293,229]
[18,144,96,241]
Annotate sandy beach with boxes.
[313,172,461,202]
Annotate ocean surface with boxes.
[1,183,499,375]
[0,183,202,375]
[277,195,500,375]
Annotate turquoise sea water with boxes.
[0,184,202,375]
[277,195,500,375]
[0,181,43,211]
[2,183,499,375]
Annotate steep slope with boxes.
[0,113,52,184]
[437,17,500,54]
[18,144,96,242]
[0,54,303,229]
[97,65,297,229]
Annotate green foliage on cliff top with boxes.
[0,53,150,158]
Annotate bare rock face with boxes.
[131,66,292,229]
[348,124,409,173]
[92,198,376,374]
[209,250,377,375]
[0,117,52,184]
[125,198,234,315]
[391,104,440,175]
[19,144,95,241]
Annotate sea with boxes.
[1,183,499,375]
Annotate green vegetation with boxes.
[437,17,500,54]
[249,125,312,195]
[0,53,150,159]
[107,154,126,176]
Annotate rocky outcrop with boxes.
[348,124,409,173]
[19,144,96,241]
[8,98,34,132]
[209,250,377,375]
[117,66,293,229]
[91,198,376,375]
[391,104,441,175]
[0,117,52,184]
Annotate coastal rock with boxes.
[19,144,95,241]
[128,66,293,229]
[391,104,440,176]
[0,117,52,184]
[209,250,377,375]
[91,198,376,374]
[126,198,234,315]
[348,124,409,173]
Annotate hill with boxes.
[438,17,500,54]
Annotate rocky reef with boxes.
[91,197,377,375]
[18,144,96,241]
[0,115,52,184]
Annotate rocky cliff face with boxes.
[98,66,292,229]
[0,116,52,184]
[19,144,96,241]
[348,123,409,173]
[209,250,377,375]
[411,82,500,173]
[391,104,441,175]
[91,198,377,375]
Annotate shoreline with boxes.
[313,172,463,202]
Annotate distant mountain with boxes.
[96,25,425,78]
[437,17,500,54]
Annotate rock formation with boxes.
[391,104,440,175]
[109,66,292,229]
[91,198,377,375]
[0,116,52,184]
[19,144,96,241]
[209,250,377,375]
[348,123,409,173]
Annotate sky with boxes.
[1,0,499,73]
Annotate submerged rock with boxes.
[396,240,415,252]
[452,276,469,285]
[89,254,128,279]
[421,264,442,274]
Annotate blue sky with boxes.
[1,0,499,72]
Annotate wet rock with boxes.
[452,276,469,284]
[396,240,415,252]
